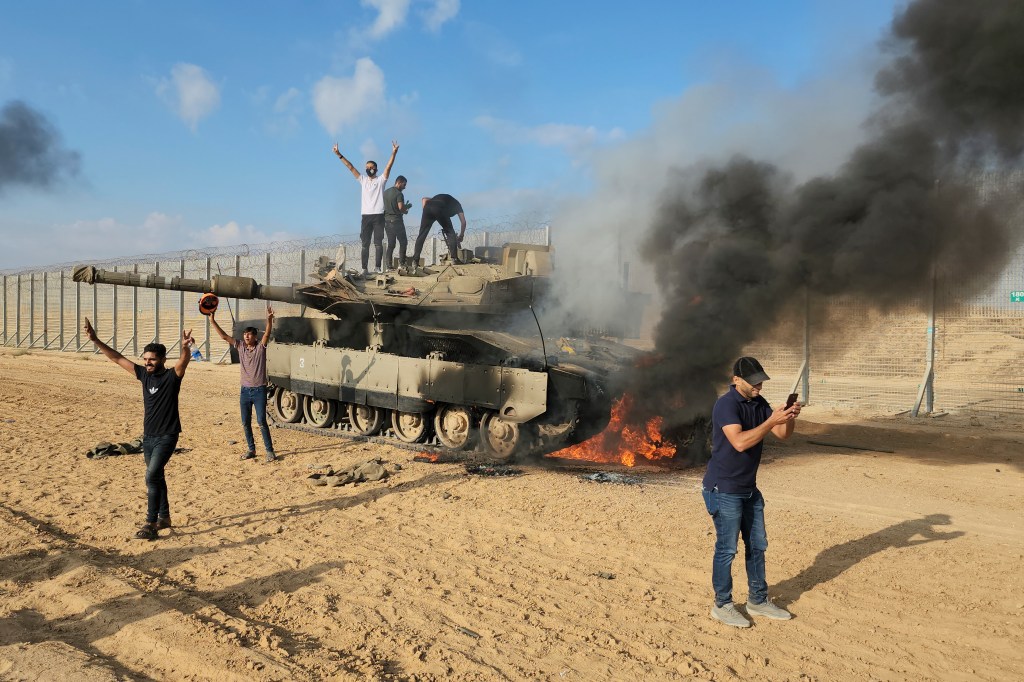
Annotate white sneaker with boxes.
[746,599,792,620]
[711,603,751,628]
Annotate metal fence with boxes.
[1,217,549,364]
[4,210,1023,417]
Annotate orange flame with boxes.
[549,394,676,467]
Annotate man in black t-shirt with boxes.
[382,175,411,271]
[409,193,467,274]
[84,317,193,541]
[702,356,801,627]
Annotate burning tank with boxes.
[73,244,642,462]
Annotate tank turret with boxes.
[73,243,639,462]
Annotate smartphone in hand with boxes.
[785,393,799,409]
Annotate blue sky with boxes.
[0,0,900,270]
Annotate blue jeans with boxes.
[241,386,274,455]
[702,487,768,607]
[143,434,178,523]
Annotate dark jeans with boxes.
[143,434,178,523]
[360,213,385,270]
[384,217,408,267]
[411,208,460,263]
[702,486,768,607]
[241,385,274,455]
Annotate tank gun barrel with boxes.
[72,265,301,305]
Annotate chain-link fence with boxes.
[1,217,549,363]
[4,208,1024,416]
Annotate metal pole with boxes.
[111,265,118,352]
[154,261,160,345]
[545,224,551,247]
[2,274,7,345]
[803,287,810,404]
[28,273,34,348]
[431,237,437,265]
[912,268,937,416]
[176,259,185,351]
[234,255,241,326]
[132,263,139,356]
[41,271,48,348]
[15,275,22,347]
[92,277,98,353]
[299,249,306,316]
[205,257,212,357]
[58,271,65,351]
[74,279,81,350]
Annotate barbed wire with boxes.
[0,215,553,276]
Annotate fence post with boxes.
[483,231,490,247]
[58,270,64,351]
[545,225,550,247]
[234,255,241,323]
[15,275,21,347]
[912,268,937,416]
[431,237,437,265]
[154,261,160,345]
[92,276,98,353]
[803,288,811,405]
[28,273,35,348]
[299,249,307,316]
[111,265,118,352]
[75,278,81,351]
[42,271,48,348]
[179,259,186,338]
[132,263,139,356]
[1,274,6,345]
[205,257,212,357]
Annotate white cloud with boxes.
[199,220,293,247]
[423,0,460,32]
[312,58,386,136]
[156,63,221,132]
[474,115,621,160]
[362,0,411,39]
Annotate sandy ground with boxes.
[0,348,1021,681]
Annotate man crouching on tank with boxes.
[83,317,193,541]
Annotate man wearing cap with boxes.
[702,356,801,628]
[209,305,277,463]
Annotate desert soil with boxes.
[0,348,1021,681]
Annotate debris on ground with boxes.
[595,571,616,580]
[87,438,191,459]
[464,464,522,477]
[579,472,642,485]
[305,457,391,487]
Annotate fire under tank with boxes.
[73,244,643,462]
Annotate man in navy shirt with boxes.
[84,317,193,541]
[702,356,801,627]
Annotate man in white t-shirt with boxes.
[332,140,400,277]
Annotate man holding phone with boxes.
[702,356,801,627]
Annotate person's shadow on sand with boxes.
[772,513,964,606]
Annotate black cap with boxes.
[733,356,770,384]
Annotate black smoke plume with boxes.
[0,100,81,194]
[633,0,1024,427]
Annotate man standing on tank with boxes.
[332,140,399,277]
[409,193,467,274]
[383,175,411,272]
[83,317,193,541]
[209,305,277,463]
[702,356,801,628]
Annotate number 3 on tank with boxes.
[299,358,305,368]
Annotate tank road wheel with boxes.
[434,404,474,451]
[391,410,430,444]
[272,389,303,423]
[479,412,532,462]
[347,403,385,436]
[304,397,338,428]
